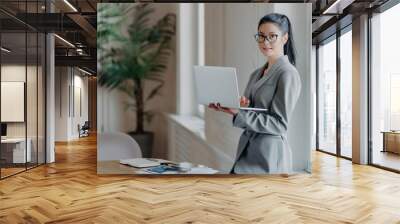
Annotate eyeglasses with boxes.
[254,33,279,44]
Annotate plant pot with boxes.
[128,131,154,158]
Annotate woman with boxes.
[209,13,301,174]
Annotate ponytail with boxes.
[258,13,296,66]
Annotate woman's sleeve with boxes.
[232,71,301,135]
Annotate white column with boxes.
[352,14,369,164]
[46,32,55,163]
[176,3,199,115]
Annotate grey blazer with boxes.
[231,55,301,174]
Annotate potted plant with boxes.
[97,3,176,157]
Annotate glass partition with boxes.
[1,30,28,177]
[0,1,46,179]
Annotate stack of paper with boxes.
[186,167,219,174]
[119,158,160,168]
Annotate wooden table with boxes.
[381,131,400,154]
[97,160,219,175]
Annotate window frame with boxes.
[315,24,353,161]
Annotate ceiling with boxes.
[309,0,390,44]
[0,0,98,74]
[0,0,395,73]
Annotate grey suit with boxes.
[231,55,301,174]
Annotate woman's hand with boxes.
[208,103,238,115]
[208,97,250,115]
[240,96,250,107]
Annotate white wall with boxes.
[55,67,89,141]
[55,67,69,141]
[72,73,89,138]
[204,3,313,173]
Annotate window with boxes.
[340,28,352,158]
[370,3,400,171]
[390,74,400,130]
[317,36,337,155]
[316,25,353,159]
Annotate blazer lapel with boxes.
[251,55,288,97]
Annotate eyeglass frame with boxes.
[254,33,279,44]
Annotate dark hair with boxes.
[258,13,296,66]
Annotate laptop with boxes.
[194,66,268,111]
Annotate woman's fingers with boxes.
[220,106,238,115]
[209,102,222,111]
[208,103,217,110]
[240,96,250,107]
[215,103,228,112]
[216,103,221,109]
[209,103,237,115]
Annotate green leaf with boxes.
[145,81,164,102]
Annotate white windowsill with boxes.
[167,113,234,164]
[167,114,206,141]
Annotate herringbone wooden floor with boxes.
[1,134,400,224]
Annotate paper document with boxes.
[186,167,219,174]
[119,158,160,168]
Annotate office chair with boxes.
[78,121,90,138]
[98,132,142,161]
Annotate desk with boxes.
[382,131,400,154]
[1,138,31,163]
[97,160,219,175]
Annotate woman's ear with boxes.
[282,33,289,45]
